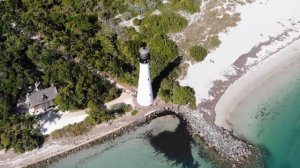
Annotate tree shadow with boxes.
[145,119,200,168]
[152,56,182,98]
[39,110,62,134]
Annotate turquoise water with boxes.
[50,116,212,168]
[228,58,300,167]
[257,79,300,168]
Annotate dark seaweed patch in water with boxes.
[145,121,201,168]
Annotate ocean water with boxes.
[50,116,212,168]
[227,57,300,167]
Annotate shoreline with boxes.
[25,108,261,168]
[0,106,165,168]
[1,105,261,168]
[215,39,300,130]
[26,110,176,168]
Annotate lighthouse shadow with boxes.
[145,119,200,168]
[152,56,182,98]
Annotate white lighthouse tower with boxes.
[137,47,153,106]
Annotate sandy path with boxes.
[105,92,135,109]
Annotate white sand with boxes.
[215,39,300,129]
[179,0,300,103]
[40,110,88,135]
[119,15,143,32]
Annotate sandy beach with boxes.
[215,39,300,130]
[179,0,300,103]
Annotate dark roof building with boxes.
[26,86,58,114]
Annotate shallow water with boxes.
[228,56,300,167]
[50,116,212,168]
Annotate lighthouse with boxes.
[137,46,153,106]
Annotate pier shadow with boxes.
[146,119,200,168]
[152,56,182,98]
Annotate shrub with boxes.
[189,46,207,61]
[148,34,179,79]
[51,120,93,139]
[133,18,141,26]
[122,12,133,21]
[131,110,138,116]
[123,104,133,112]
[209,35,221,48]
[140,12,188,35]
[170,0,201,14]
[87,101,115,125]
[172,84,196,109]
[110,103,133,113]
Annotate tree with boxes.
[148,34,179,79]
[172,84,196,109]
[86,101,114,125]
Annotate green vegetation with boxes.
[51,102,135,139]
[133,18,141,26]
[110,103,133,113]
[0,115,44,153]
[0,0,199,152]
[86,101,115,125]
[0,25,44,153]
[0,0,122,152]
[158,63,196,109]
[189,46,208,61]
[148,34,179,79]
[123,104,133,112]
[51,120,93,139]
[32,47,121,110]
[159,81,196,109]
[172,85,196,109]
[131,110,138,116]
[140,12,188,35]
[169,0,202,14]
